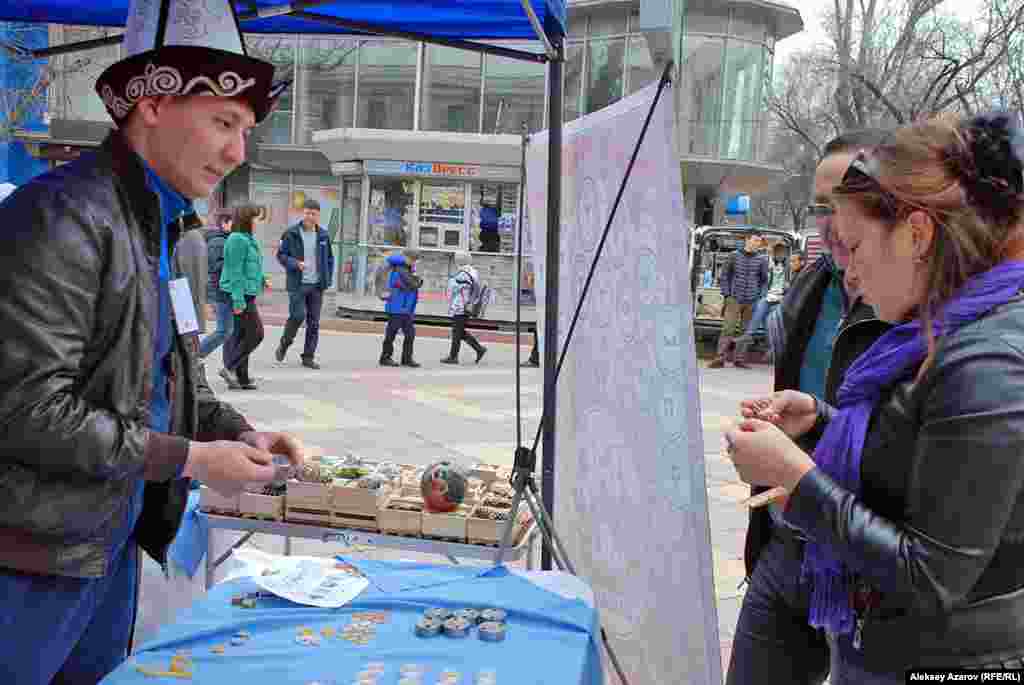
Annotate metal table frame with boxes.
[201,513,539,590]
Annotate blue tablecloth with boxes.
[105,560,602,684]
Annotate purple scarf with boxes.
[803,259,1024,635]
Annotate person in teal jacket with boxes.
[220,205,266,389]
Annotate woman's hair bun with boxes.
[955,111,1024,223]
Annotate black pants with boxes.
[528,328,539,364]
[381,313,415,363]
[224,296,264,384]
[726,530,830,685]
[280,283,324,360]
[449,314,483,359]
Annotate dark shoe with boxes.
[301,358,321,370]
[379,357,399,367]
[219,367,241,389]
[707,358,726,369]
[733,360,751,369]
[522,359,540,368]
[475,346,487,364]
[440,357,459,365]
[401,360,421,368]
[239,381,259,390]
[275,342,287,362]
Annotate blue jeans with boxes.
[279,284,324,360]
[198,291,234,362]
[743,299,778,337]
[0,492,142,684]
[727,532,830,685]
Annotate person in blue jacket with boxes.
[379,249,423,367]
[275,198,335,370]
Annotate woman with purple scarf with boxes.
[726,111,1024,682]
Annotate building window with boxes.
[368,178,416,246]
[246,34,296,145]
[296,36,357,144]
[720,40,765,160]
[625,36,657,95]
[357,40,417,130]
[471,182,518,254]
[336,179,363,293]
[563,42,584,123]
[420,45,482,133]
[483,43,546,134]
[679,35,725,157]
[586,38,625,114]
[418,181,466,249]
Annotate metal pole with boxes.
[541,40,563,571]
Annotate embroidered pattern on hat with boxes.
[100,62,256,118]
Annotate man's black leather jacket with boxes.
[0,133,253,578]
[743,256,887,575]
[788,295,1024,670]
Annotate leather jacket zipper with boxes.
[852,604,871,650]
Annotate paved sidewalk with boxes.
[142,324,770,675]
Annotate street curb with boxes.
[260,313,533,346]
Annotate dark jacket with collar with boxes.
[788,294,1024,670]
[742,255,889,576]
[0,132,253,579]
[277,222,334,292]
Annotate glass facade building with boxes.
[28,1,800,305]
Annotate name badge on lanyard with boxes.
[167,277,199,335]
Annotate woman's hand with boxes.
[740,390,818,439]
[724,419,816,492]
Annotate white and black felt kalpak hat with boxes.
[95,0,290,124]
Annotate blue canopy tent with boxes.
[0,0,567,569]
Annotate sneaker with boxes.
[275,342,287,363]
[239,381,259,390]
[379,358,399,367]
[301,358,321,370]
[707,358,726,369]
[401,360,421,368]
[440,357,459,365]
[218,367,241,389]
[475,346,488,364]
[521,359,540,368]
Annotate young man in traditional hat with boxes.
[275,198,335,369]
[0,1,303,682]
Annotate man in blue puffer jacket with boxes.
[379,249,423,367]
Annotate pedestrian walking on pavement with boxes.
[275,198,334,370]
[199,212,235,361]
[379,248,423,368]
[522,327,540,367]
[0,0,305,680]
[221,205,267,390]
[733,243,791,367]
[709,234,769,369]
[441,252,487,365]
[171,214,208,336]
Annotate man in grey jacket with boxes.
[172,215,208,334]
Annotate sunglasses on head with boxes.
[839,149,902,216]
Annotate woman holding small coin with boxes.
[726,112,1024,681]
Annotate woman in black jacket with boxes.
[727,111,1024,682]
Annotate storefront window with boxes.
[297,36,357,144]
[564,42,584,123]
[679,35,725,156]
[368,178,416,246]
[419,182,466,249]
[246,34,296,144]
[357,40,417,130]
[248,184,291,276]
[51,26,122,123]
[336,179,363,293]
[483,44,546,134]
[471,182,518,254]
[586,38,625,115]
[626,36,656,95]
[421,45,482,133]
[720,41,764,161]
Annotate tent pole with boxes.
[541,38,563,571]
